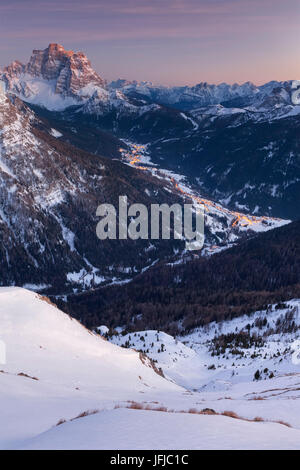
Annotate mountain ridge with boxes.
[1,43,299,116]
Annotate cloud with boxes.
[0,14,295,45]
[0,0,289,16]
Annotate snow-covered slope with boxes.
[0,287,180,448]
[0,288,175,387]
[1,288,300,450]
[18,407,300,450]
[102,300,300,440]
[107,300,300,390]
[106,329,205,390]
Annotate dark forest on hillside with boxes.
[58,220,300,334]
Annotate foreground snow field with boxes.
[0,288,299,450]
[108,301,300,390]
[18,408,300,451]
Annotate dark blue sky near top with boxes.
[0,0,299,85]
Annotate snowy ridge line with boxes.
[103,299,300,391]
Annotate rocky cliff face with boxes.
[0,44,106,105]
[26,43,105,94]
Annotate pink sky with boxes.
[0,0,299,85]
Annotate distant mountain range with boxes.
[0,43,298,297]
[1,43,299,117]
[1,43,298,220]
[1,45,299,452]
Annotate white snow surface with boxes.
[109,300,300,391]
[11,76,79,111]
[19,408,300,450]
[49,128,63,138]
[1,288,300,450]
[0,288,180,449]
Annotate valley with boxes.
[120,142,286,234]
[0,41,299,450]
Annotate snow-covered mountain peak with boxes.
[26,43,105,89]
[0,44,106,110]
[0,44,298,116]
